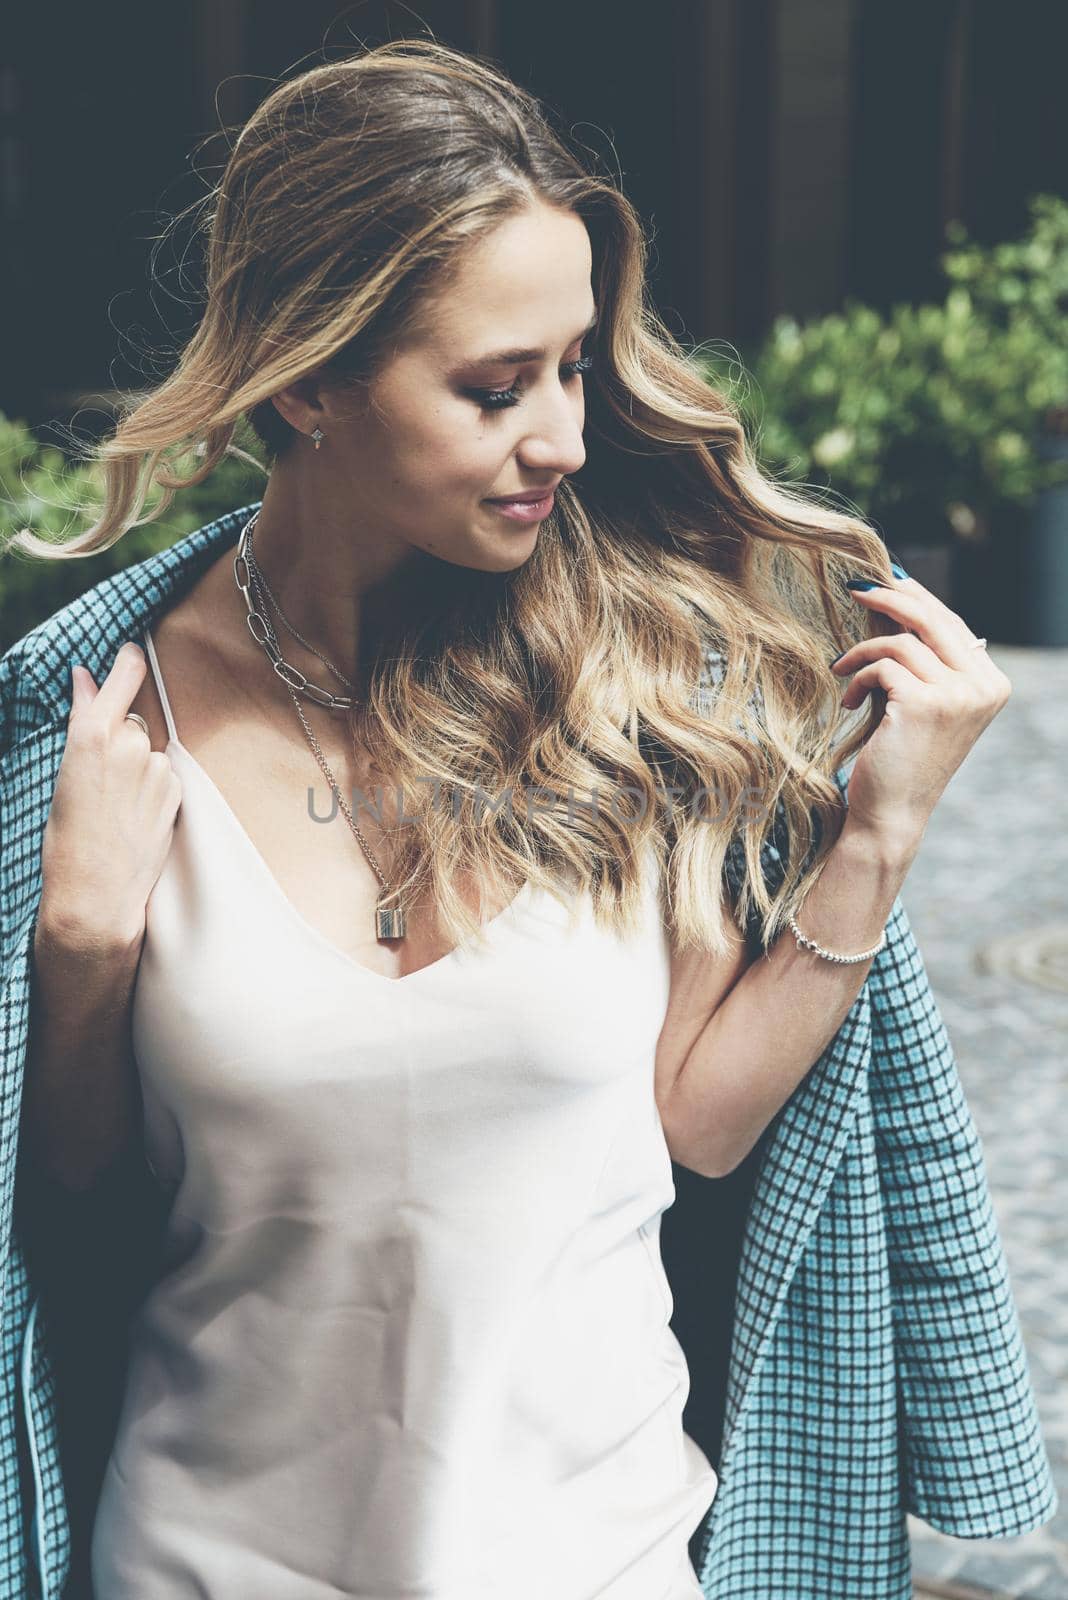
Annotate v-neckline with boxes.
[164,737,533,987]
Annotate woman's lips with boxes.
[485,492,555,522]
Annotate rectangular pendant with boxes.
[376,906,406,940]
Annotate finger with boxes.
[831,633,952,686]
[840,656,925,711]
[69,664,96,710]
[845,579,983,671]
[119,715,153,751]
[92,641,148,724]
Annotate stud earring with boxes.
[311,427,325,450]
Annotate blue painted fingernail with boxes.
[889,561,909,580]
[845,579,880,590]
[830,650,849,666]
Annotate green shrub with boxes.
[699,193,1068,546]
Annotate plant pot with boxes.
[950,505,1028,645]
[1019,432,1068,646]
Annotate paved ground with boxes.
[897,644,1068,1600]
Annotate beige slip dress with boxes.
[89,623,719,1599]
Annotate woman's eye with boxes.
[468,354,595,413]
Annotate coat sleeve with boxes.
[866,894,1058,1537]
[0,638,52,1596]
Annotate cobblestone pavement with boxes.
[897,645,1068,1600]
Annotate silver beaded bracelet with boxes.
[786,911,887,965]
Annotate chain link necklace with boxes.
[232,509,407,940]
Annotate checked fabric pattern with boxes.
[0,505,1058,1598]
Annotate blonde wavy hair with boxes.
[4,37,895,960]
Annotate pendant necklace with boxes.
[232,509,407,939]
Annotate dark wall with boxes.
[848,0,1068,313]
[962,0,1068,244]
[1,3,199,432]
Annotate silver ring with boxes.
[970,637,989,650]
[124,712,150,737]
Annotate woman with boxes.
[0,38,1055,1600]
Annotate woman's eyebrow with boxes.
[451,309,599,371]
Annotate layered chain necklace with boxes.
[232,509,407,939]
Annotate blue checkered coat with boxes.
[0,505,1057,1597]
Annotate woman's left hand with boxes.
[830,573,1012,851]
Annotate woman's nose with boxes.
[521,402,586,477]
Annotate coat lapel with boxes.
[30,504,256,720]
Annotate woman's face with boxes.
[311,202,595,574]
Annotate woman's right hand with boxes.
[38,640,183,952]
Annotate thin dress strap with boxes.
[142,625,179,745]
